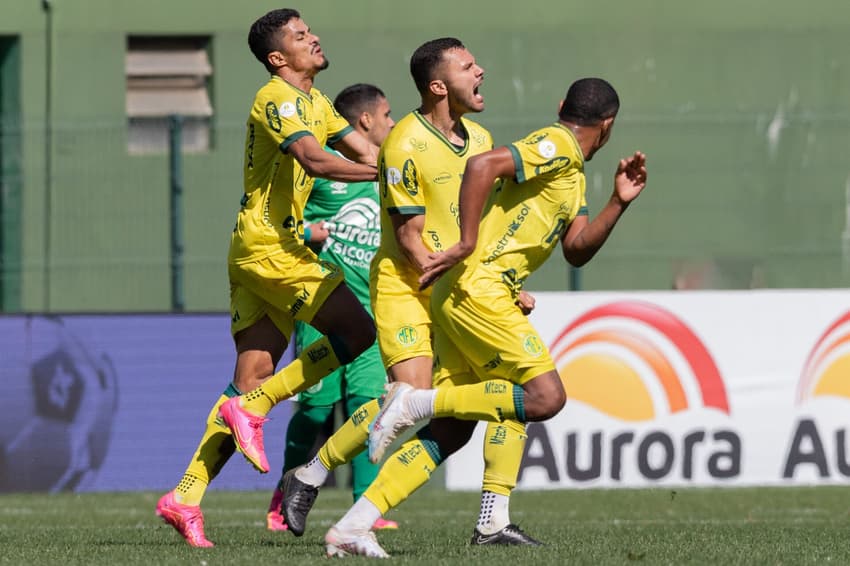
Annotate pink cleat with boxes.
[156,491,214,548]
[372,517,399,530]
[219,397,270,473]
[266,486,289,531]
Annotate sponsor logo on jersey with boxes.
[289,289,312,317]
[523,132,549,145]
[534,156,570,176]
[402,159,419,196]
[483,204,531,265]
[266,102,282,132]
[433,172,452,184]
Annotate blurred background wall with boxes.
[1,0,848,312]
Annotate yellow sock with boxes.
[481,420,527,495]
[174,389,238,506]
[242,335,342,415]
[363,432,442,514]
[317,398,379,469]
[434,380,525,422]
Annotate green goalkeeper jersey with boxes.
[304,147,380,310]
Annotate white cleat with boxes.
[325,525,390,558]
[368,382,416,464]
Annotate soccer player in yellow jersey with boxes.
[323,78,648,557]
[279,38,539,550]
[156,9,382,547]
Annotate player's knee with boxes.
[543,387,567,418]
[524,376,567,421]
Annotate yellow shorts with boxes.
[369,257,432,368]
[431,269,554,388]
[229,244,344,337]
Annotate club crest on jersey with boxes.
[279,101,296,118]
[266,102,282,132]
[396,326,418,346]
[522,333,544,357]
[402,159,419,196]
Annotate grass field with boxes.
[3,486,850,565]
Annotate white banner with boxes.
[445,290,850,489]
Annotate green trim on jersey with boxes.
[507,144,525,183]
[578,205,589,216]
[327,125,354,146]
[280,130,312,152]
[388,205,426,216]
[413,110,471,156]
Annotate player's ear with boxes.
[557,99,564,115]
[359,111,372,132]
[267,50,287,70]
[428,79,447,97]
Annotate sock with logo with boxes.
[316,398,380,474]
[361,425,447,514]
[346,395,382,501]
[433,380,525,422]
[241,335,342,415]
[477,419,527,534]
[173,384,240,506]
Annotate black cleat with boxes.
[280,467,319,537]
[471,524,544,546]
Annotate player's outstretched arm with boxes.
[561,151,647,267]
[288,134,377,182]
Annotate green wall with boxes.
[0,0,848,311]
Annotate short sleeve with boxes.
[507,128,574,184]
[379,147,424,216]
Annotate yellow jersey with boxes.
[229,76,353,264]
[454,122,588,297]
[372,110,493,285]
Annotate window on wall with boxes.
[126,36,212,155]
